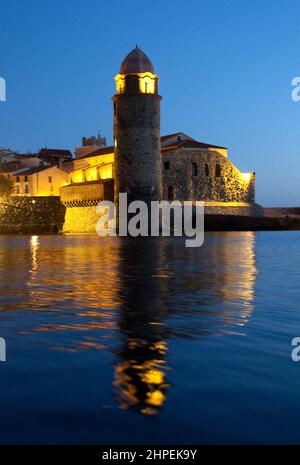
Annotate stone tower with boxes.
[113,47,162,209]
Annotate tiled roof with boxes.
[79,135,227,159]
[162,139,227,153]
[39,148,72,158]
[80,146,114,159]
[12,165,54,176]
[160,132,183,141]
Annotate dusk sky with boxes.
[1,0,300,206]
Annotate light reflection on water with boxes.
[0,233,256,417]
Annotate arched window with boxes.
[168,185,174,200]
[215,164,221,177]
[192,162,197,176]
[205,163,209,177]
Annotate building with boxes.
[0,160,23,178]
[38,148,72,168]
[75,134,107,159]
[113,47,162,208]
[161,132,255,205]
[0,148,20,163]
[0,148,72,196]
[60,48,258,224]
[12,165,68,196]
[3,48,258,229]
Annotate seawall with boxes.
[1,196,300,235]
[63,205,101,233]
[0,196,66,234]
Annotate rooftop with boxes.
[39,148,72,159]
[12,165,55,176]
[78,133,227,160]
[119,47,155,74]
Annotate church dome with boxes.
[120,47,155,74]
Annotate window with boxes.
[114,102,117,115]
[177,135,181,142]
[164,161,170,170]
[16,176,20,183]
[205,164,209,177]
[168,185,174,200]
[15,186,20,194]
[192,162,197,176]
[215,164,221,177]
[48,176,52,183]
[24,185,29,194]
[24,175,28,182]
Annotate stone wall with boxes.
[113,93,161,206]
[0,196,66,234]
[60,180,113,233]
[62,205,101,233]
[205,202,264,217]
[264,207,300,217]
[162,149,255,203]
[60,181,103,205]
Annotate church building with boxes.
[60,48,261,232]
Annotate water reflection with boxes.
[29,235,39,273]
[0,232,257,415]
[113,233,256,414]
[114,239,170,414]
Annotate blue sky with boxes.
[0,0,300,206]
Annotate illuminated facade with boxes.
[113,47,161,208]
[12,165,68,196]
[1,48,257,212]
[59,47,257,219]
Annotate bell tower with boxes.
[113,47,162,209]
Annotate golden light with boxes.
[99,164,113,180]
[29,235,39,273]
[115,75,125,94]
[242,172,252,183]
[141,369,165,385]
[138,72,156,94]
[115,72,156,94]
[146,389,165,407]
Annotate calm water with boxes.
[0,232,300,444]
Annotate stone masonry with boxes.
[162,149,255,203]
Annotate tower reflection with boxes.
[113,232,257,414]
[1,232,257,416]
[114,238,170,415]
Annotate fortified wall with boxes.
[0,196,65,234]
[60,180,113,233]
